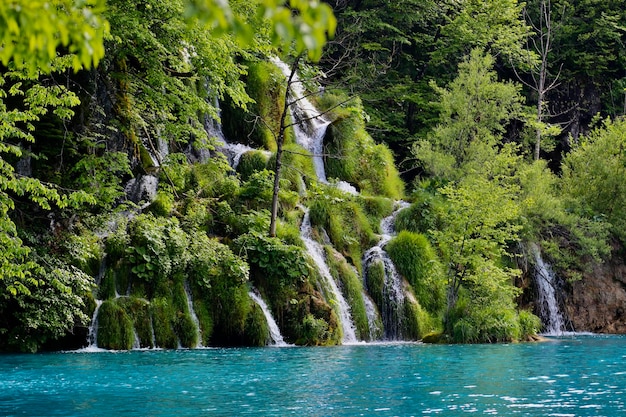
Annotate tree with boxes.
[413,49,526,179]
[519,0,563,160]
[0,0,109,73]
[561,117,626,243]
[269,56,302,237]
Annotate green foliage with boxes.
[519,160,610,279]
[236,150,270,180]
[234,232,307,302]
[561,117,626,243]
[187,0,336,62]
[69,151,131,210]
[413,49,526,178]
[0,259,93,352]
[386,231,445,314]
[0,0,109,73]
[126,214,190,285]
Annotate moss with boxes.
[237,150,269,181]
[364,258,385,310]
[324,247,369,341]
[308,185,377,268]
[321,96,404,199]
[118,297,153,348]
[192,298,213,346]
[149,190,175,216]
[151,297,178,349]
[96,300,135,350]
[222,60,288,150]
[244,303,270,346]
[402,291,442,340]
[99,269,117,300]
[386,231,446,314]
[176,312,199,348]
[171,277,199,348]
[114,262,131,297]
[359,195,395,232]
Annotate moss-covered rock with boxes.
[318,94,404,199]
[386,231,446,314]
[97,300,135,350]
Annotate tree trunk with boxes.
[269,56,302,237]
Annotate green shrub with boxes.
[518,310,541,339]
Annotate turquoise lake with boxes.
[1,335,625,416]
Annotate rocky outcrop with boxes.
[563,254,626,333]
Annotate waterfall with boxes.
[184,281,203,348]
[85,300,103,350]
[272,57,331,183]
[300,209,358,343]
[362,201,410,340]
[124,174,159,207]
[362,292,383,340]
[202,96,271,170]
[531,243,566,335]
[248,290,289,346]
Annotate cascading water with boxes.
[86,300,103,350]
[362,201,410,340]
[531,243,566,335]
[203,97,270,170]
[184,281,203,348]
[300,209,358,343]
[248,290,289,346]
[272,57,331,183]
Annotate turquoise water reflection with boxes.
[1,335,625,416]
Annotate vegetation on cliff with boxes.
[1,0,625,351]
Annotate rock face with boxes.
[563,256,626,333]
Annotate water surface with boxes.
[1,335,625,416]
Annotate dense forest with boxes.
[1,0,626,352]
